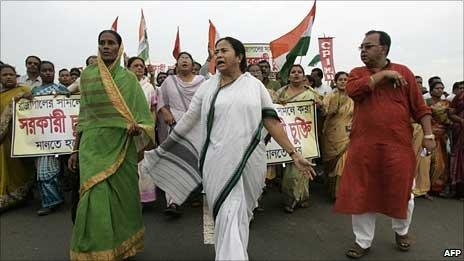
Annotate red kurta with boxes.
[334,61,431,219]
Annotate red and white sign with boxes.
[318,37,336,81]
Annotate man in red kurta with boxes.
[334,30,436,259]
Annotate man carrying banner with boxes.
[334,30,435,258]
[68,30,154,260]
[28,61,70,216]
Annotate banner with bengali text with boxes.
[11,95,80,157]
[266,100,320,164]
[244,43,279,72]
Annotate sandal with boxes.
[284,205,294,213]
[346,243,370,259]
[395,233,411,251]
[299,201,310,208]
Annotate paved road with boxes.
[1,182,463,260]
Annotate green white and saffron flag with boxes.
[138,9,149,62]
[270,0,316,83]
[308,54,320,67]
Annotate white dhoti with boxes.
[352,193,415,249]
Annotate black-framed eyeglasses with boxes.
[358,44,382,51]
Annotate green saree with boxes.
[70,43,154,260]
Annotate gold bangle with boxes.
[71,150,79,154]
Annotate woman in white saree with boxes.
[141,37,315,260]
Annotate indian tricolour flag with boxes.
[270,0,316,83]
[138,9,149,62]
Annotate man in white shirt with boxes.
[311,68,332,96]
[17,55,42,88]
[58,68,72,87]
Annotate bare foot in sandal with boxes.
[395,233,411,251]
[346,243,370,259]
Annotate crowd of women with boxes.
[0,29,463,260]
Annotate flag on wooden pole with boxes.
[270,0,316,83]
[138,9,150,62]
[172,26,181,60]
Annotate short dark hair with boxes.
[85,55,97,66]
[452,81,464,91]
[98,30,122,46]
[58,68,69,75]
[127,56,146,68]
[215,37,247,73]
[430,81,444,92]
[70,67,81,76]
[365,30,391,56]
[25,55,41,65]
[288,64,305,78]
[428,76,441,87]
[311,68,323,79]
[258,60,271,67]
[0,64,16,74]
[415,75,422,80]
[176,51,194,64]
[193,61,202,68]
[334,71,348,82]
[156,71,167,79]
[39,61,54,71]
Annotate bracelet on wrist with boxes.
[71,149,79,154]
[424,134,435,140]
[287,149,297,157]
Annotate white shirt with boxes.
[447,93,456,102]
[140,76,157,111]
[17,74,42,88]
[314,84,333,96]
[67,78,80,93]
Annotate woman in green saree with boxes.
[68,30,154,260]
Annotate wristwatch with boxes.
[424,134,435,140]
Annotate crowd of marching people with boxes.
[0,29,463,260]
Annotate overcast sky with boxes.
[1,1,463,92]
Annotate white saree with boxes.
[141,72,278,260]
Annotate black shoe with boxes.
[164,203,182,217]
